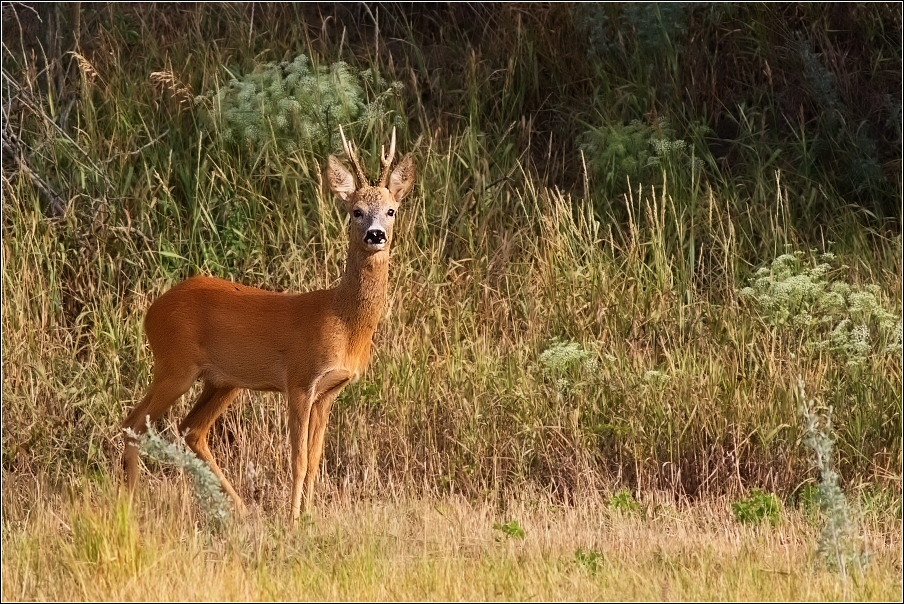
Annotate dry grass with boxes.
[2,476,900,601]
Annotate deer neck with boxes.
[333,244,390,336]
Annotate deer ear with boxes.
[327,155,356,202]
[388,154,416,202]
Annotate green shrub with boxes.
[581,117,705,199]
[731,488,782,525]
[493,520,525,539]
[538,337,599,392]
[609,488,641,514]
[574,548,603,573]
[796,482,821,523]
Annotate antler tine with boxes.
[339,124,368,185]
[377,127,397,188]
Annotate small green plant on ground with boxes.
[609,488,641,514]
[493,519,525,540]
[797,375,868,576]
[731,488,782,526]
[574,548,603,573]
[740,250,900,366]
[796,482,822,524]
[124,423,230,528]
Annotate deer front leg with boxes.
[287,387,315,523]
[302,371,351,513]
[303,390,340,514]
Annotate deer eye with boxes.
[353,209,363,218]
[387,209,395,217]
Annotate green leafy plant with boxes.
[574,3,689,65]
[796,482,821,523]
[572,3,616,60]
[794,36,887,199]
[574,548,603,573]
[624,2,689,59]
[492,519,525,540]
[609,488,641,514]
[581,117,704,198]
[731,488,782,525]
[581,120,655,193]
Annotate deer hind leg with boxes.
[122,368,198,490]
[178,382,245,515]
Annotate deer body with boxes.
[145,264,384,393]
[122,128,414,521]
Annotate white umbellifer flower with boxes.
[201,53,405,151]
[643,370,670,386]
[741,251,899,366]
[539,338,600,391]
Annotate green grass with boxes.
[1,4,901,599]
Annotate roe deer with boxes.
[121,127,415,521]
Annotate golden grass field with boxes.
[2,474,901,601]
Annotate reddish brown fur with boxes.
[121,134,415,521]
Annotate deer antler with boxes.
[339,124,368,185]
[377,127,397,188]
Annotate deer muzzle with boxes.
[364,229,387,247]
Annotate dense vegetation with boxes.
[2,1,900,514]
[2,4,901,600]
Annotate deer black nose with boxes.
[365,229,386,245]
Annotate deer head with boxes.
[327,126,416,253]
